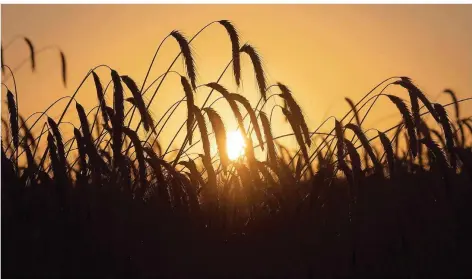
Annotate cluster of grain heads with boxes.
[1,36,67,86]
[179,159,205,191]
[47,131,68,189]
[204,82,258,161]
[76,102,107,177]
[394,77,439,123]
[206,83,244,133]
[144,147,170,204]
[419,137,450,188]
[3,20,472,246]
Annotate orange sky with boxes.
[2,4,472,155]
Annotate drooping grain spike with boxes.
[193,105,211,163]
[378,131,395,176]
[73,128,87,174]
[170,30,197,89]
[434,103,456,169]
[345,97,361,127]
[229,93,264,151]
[278,83,311,147]
[47,117,66,167]
[182,76,195,144]
[24,37,35,71]
[92,71,110,126]
[240,44,267,100]
[6,90,19,151]
[111,69,124,167]
[394,77,439,122]
[335,119,352,184]
[121,75,153,132]
[60,51,67,87]
[282,108,309,167]
[219,20,241,86]
[387,95,417,158]
[123,127,147,193]
[345,123,382,174]
[203,107,229,170]
[260,112,277,166]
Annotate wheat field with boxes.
[2,20,472,278]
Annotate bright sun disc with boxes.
[227,131,246,161]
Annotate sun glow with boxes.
[227,130,246,161]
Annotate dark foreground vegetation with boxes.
[2,20,472,278]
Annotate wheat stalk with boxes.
[433,103,456,168]
[278,83,311,147]
[24,37,35,71]
[219,20,241,86]
[47,117,66,167]
[193,105,211,164]
[123,127,147,193]
[378,131,394,176]
[121,75,154,132]
[111,69,124,170]
[60,51,67,86]
[7,90,19,152]
[229,93,264,151]
[91,71,110,126]
[443,89,459,119]
[345,123,382,173]
[170,30,197,89]
[181,76,195,144]
[387,95,418,158]
[240,44,267,100]
[259,111,277,166]
[203,107,229,170]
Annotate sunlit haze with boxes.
[227,130,246,161]
[2,5,472,153]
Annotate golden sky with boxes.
[2,4,472,154]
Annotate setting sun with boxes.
[227,130,246,161]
